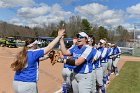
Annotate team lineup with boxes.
[11,29,121,93]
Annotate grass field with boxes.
[107,61,140,93]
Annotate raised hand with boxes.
[58,28,65,37]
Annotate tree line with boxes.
[0,16,133,43]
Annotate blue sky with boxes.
[0,0,140,29]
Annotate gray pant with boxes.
[62,68,73,86]
[113,58,120,74]
[102,63,108,77]
[91,69,96,93]
[108,59,112,70]
[13,81,38,93]
[95,67,103,86]
[113,58,120,67]
[72,72,92,93]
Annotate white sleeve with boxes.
[101,48,107,58]
[81,47,92,59]
[118,47,121,53]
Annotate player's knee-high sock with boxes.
[103,76,107,84]
[100,85,106,93]
[62,82,69,93]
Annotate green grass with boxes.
[107,61,140,93]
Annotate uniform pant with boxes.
[91,69,96,93]
[13,81,38,93]
[102,63,108,77]
[72,72,92,93]
[62,68,73,86]
[113,58,120,67]
[113,58,120,74]
[95,67,103,86]
[108,59,113,70]
[102,63,108,84]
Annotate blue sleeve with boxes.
[33,48,44,60]
[69,45,76,55]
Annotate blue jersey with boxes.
[98,47,109,63]
[63,56,76,69]
[108,48,113,59]
[112,47,121,58]
[93,50,102,69]
[14,48,44,82]
[69,45,96,74]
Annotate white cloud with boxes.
[51,4,72,17]
[98,10,125,26]
[9,18,23,26]
[16,3,72,27]
[75,3,107,16]
[127,3,140,18]
[17,4,50,18]
[75,3,125,27]
[0,0,35,8]
[29,15,65,27]
[122,23,134,31]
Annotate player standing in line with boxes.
[88,36,106,93]
[112,44,121,76]
[58,32,97,93]
[61,37,78,93]
[106,43,113,83]
[11,29,65,93]
[88,36,98,93]
[97,39,109,86]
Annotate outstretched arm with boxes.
[44,29,65,55]
[59,37,71,55]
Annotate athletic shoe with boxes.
[115,73,119,76]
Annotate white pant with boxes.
[62,68,73,86]
[95,67,103,86]
[13,81,38,93]
[102,63,108,77]
[113,58,120,67]
[72,72,92,93]
[91,69,96,93]
[108,59,112,70]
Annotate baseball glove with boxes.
[48,50,60,65]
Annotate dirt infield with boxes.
[0,47,140,93]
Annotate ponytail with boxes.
[11,46,28,71]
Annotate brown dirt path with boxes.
[0,47,140,93]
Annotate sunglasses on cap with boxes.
[76,34,85,39]
[77,35,85,39]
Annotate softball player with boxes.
[11,29,65,93]
[61,38,78,93]
[88,37,98,93]
[98,39,109,85]
[59,32,96,93]
[107,43,113,81]
[112,44,121,76]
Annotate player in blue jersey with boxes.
[88,36,98,93]
[61,37,78,93]
[98,39,109,88]
[11,29,65,93]
[106,43,113,82]
[59,32,97,93]
[111,44,121,76]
